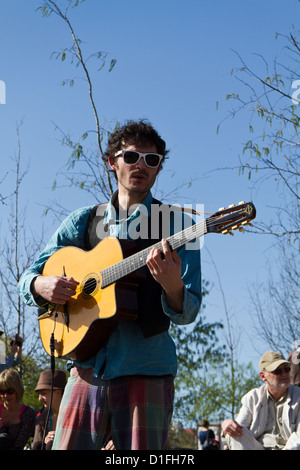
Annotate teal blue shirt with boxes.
[18,192,202,378]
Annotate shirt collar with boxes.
[266,387,289,404]
[105,190,153,223]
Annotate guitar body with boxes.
[39,237,140,361]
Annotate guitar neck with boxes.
[99,200,256,288]
[101,219,207,288]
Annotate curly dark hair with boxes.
[105,119,169,160]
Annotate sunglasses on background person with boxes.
[271,366,291,375]
[114,150,163,168]
[0,388,15,395]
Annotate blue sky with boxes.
[1,0,299,369]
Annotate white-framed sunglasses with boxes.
[114,149,163,168]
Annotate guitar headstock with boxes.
[207,201,256,235]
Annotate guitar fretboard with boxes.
[100,219,207,288]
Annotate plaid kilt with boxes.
[52,366,174,450]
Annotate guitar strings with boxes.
[74,217,209,295]
[74,210,248,295]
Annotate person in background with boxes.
[0,334,23,373]
[32,369,67,450]
[287,346,300,387]
[222,351,300,450]
[0,368,36,450]
[198,419,217,450]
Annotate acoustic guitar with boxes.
[38,201,256,361]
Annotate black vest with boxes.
[84,198,170,337]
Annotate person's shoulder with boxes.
[60,205,95,229]
[22,404,37,419]
[290,384,300,399]
[242,384,267,402]
[68,205,95,220]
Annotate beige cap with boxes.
[259,351,290,372]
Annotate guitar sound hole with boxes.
[83,277,97,295]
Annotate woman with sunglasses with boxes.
[18,119,202,450]
[0,368,36,449]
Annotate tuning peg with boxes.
[231,225,239,230]
[228,204,235,208]
[248,223,253,227]
[239,226,245,232]
[218,207,225,211]
[238,201,245,205]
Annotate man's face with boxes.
[260,364,291,397]
[38,389,51,407]
[38,388,62,408]
[108,143,161,202]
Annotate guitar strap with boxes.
[84,198,171,338]
[84,202,108,251]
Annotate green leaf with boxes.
[109,59,117,72]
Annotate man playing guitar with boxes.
[18,120,202,450]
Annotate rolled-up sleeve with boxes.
[18,206,93,307]
[162,240,202,325]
